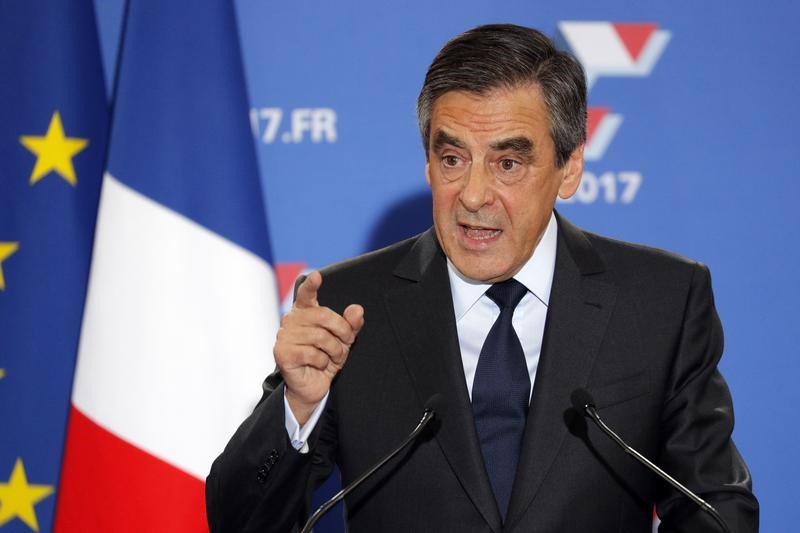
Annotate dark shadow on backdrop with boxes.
[363,189,433,253]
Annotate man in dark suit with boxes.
[206,24,758,532]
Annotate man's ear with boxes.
[425,161,432,187]
[558,144,584,199]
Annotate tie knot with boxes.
[486,278,528,310]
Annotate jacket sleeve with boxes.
[206,372,337,532]
[655,263,759,532]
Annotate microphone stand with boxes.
[579,398,733,533]
[299,406,436,533]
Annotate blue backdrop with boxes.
[92,1,797,531]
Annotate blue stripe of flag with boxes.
[106,0,272,262]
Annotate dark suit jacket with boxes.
[206,214,758,532]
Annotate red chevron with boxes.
[613,23,658,62]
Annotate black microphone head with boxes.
[423,393,443,416]
[570,388,596,414]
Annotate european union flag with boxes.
[0,1,107,531]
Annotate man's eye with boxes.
[443,155,461,167]
[499,159,520,171]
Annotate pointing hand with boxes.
[273,271,364,425]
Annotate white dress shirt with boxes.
[447,212,557,400]
[285,213,559,452]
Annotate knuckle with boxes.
[326,333,341,352]
[279,312,299,330]
[312,306,331,322]
[306,347,327,367]
[273,347,288,368]
[298,346,313,364]
[311,328,327,347]
[333,342,345,360]
[302,345,318,360]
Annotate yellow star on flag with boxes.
[0,242,19,291]
[19,111,89,186]
[0,458,54,532]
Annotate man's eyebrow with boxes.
[432,130,466,151]
[490,136,534,156]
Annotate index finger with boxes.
[294,271,322,309]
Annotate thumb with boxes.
[343,304,365,338]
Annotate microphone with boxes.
[570,388,732,533]
[299,394,442,533]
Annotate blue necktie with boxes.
[472,278,530,520]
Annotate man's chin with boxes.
[449,256,514,284]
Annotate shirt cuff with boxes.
[284,390,329,454]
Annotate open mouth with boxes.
[460,224,501,241]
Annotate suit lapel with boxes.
[504,214,618,530]
[384,217,618,532]
[385,230,503,533]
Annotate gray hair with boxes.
[416,24,587,168]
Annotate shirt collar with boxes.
[447,212,558,321]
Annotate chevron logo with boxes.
[585,107,623,162]
[559,21,671,89]
[558,21,670,161]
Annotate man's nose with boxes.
[459,164,494,212]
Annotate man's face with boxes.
[426,84,584,283]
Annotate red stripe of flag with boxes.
[55,407,208,532]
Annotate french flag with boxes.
[55,2,279,531]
